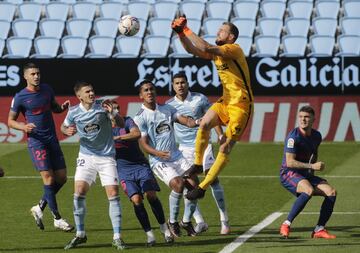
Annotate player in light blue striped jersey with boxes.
[61,81,125,250]
[134,80,200,238]
[166,72,230,235]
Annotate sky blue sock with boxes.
[169,191,182,223]
[287,192,311,222]
[109,196,122,234]
[183,196,197,223]
[210,182,228,221]
[317,195,336,226]
[74,194,86,232]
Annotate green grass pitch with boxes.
[0,142,359,253]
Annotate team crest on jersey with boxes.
[156,123,171,134]
[84,123,100,134]
[287,138,295,148]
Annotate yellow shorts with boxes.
[210,100,253,141]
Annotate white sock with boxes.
[146,230,155,242]
[76,231,86,238]
[283,220,291,226]
[113,233,121,240]
[314,225,324,232]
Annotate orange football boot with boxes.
[311,229,336,239]
[280,224,290,238]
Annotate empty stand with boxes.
[343,0,360,18]
[336,35,360,56]
[39,19,65,39]
[58,36,87,58]
[233,0,259,20]
[45,2,70,22]
[280,35,307,57]
[148,18,173,38]
[153,1,178,19]
[0,21,11,40]
[180,1,205,20]
[231,18,256,37]
[66,19,92,38]
[128,1,151,21]
[285,18,310,37]
[341,17,360,36]
[203,18,227,36]
[260,0,286,19]
[31,36,60,58]
[288,0,313,19]
[142,35,170,58]
[169,36,193,58]
[308,35,335,56]
[113,36,142,58]
[0,2,16,22]
[315,0,340,19]
[12,19,38,39]
[206,1,232,19]
[99,2,124,20]
[258,18,283,37]
[72,2,97,20]
[3,37,32,58]
[94,18,119,38]
[312,17,337,36]
[236,36,253,57]
[18,3,42,22]
[86,36,115,58]
[253,35,280,57]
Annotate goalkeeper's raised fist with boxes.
[171,15,187,33]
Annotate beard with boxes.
[215,39,225,46]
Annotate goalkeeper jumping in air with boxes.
[171,15,254,200]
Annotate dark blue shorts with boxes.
[280,169,327,196]
[28,141,66,171]
[117,162,160,199]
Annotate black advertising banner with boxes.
[0,57,359,96]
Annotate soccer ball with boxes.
[118,15,140,36]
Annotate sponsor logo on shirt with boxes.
[156,123,171,134]
[84,124,100,134]
[287,138,295,148]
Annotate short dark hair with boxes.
[74,81,92,94]
[138,79,155,93]
[299,105,315,116]
[172,71,188,82]
[23,63,39,74]
[223,22,239,42]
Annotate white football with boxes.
[118,15,140,36]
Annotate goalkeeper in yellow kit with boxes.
[172,15,254,200]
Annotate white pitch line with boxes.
[2,175,360,179]
[219,212,283,253]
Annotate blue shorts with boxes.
[280,169,327,196]
[117,162,160,199]
[28,141,66,171]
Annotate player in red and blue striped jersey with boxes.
[279,106,337,239]
[7,63,73,232]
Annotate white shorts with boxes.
[152,155,192,186]
[75,153,119,187]
[179,144,215,171]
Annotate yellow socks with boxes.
[194,128,210,165]
[199,152,228,190]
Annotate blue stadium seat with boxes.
[206,0,232,19]
[94,18,119,38]
[0,21,11,40]
[153,1,178,19]
[86,36,115,58]
[113,36,142,58]
[66,19,93,39]
[258,18,283,37]
[180,1,205,20]
[231,18,256,37]
[31,36,60,58]
[45,2,70,22]
[72,2,97,21]
[142,35,170,58]
[58,36,87,58]
[187,18,202,35]
[128,1,151,21]
[233,0,259,20]
[236,36,253,57]
[0,39,5,58]
[148,18,173,38]
[288,0,313,19]
[0,2,16,22]
[12,19,38,40]
[280,35,307,57]
[253,35,280,57]
[343,0,360,18]
[99,2,124,20]
[312,17,337,37]
[308,35,335,56]
[336,35,360,56]
[260,0,286,19]
[315,0,340,19]
[39,19,65,39]
[341,17,360,36]
[203,18,227,36]
[285,18,310,37]
[169,36,193,58]
[3,37,32,58]
[18,3,42,22]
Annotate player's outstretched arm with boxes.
[60,123,77,136]
[52,99,70,113]
[8,110,36,133]
[176,115,200,128]
[286,153,325,171]
[114,126,141,141]
[138,135,171,160]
